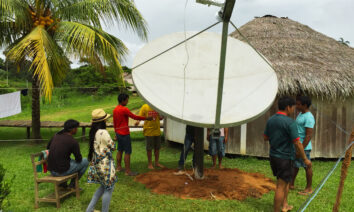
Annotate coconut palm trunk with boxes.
[31,75,41,139]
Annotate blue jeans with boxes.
[86,185,115,212]
[51,158,89,180]
[178,134,195,168]
[209,136,225,157]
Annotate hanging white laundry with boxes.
[0,91,22,118]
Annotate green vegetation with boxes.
[1,0,147,139]
[0,163,13,210]
[0,92,144,122]
[0,132,353,212]
[0,94,353,211]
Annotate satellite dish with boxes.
[132,31,278,127]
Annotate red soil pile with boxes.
[135,168,276,200]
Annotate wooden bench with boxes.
[30,152,80,209]
[0,120,162,141]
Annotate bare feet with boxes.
[155,163,165,168]
[289,185,295,190]
[281,205,293,212]
[148,164,154,170]
[116,167,125,172]
[218,165,224,169]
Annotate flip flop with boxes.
[125,171,139,176]
[298,191,312,196]
[155,164,165,168]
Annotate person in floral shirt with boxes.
[86,109,117,212]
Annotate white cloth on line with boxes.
[0,91,22,118]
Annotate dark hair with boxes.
[63,119,79,132]
[118,93,129,104]
[296,96,312,108]
[88,121,107,161]
[47,120,79,149]
[278,96,295,110]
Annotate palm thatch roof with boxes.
[230,16,354,100]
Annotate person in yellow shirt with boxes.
[135,104,165,169]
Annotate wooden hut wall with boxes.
[311,98,353,158]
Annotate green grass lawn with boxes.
[0,130,353,212]
[0,94,353,211]
[1,93,145,122]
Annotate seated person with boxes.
[47,119,89,188]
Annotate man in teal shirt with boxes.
[290,96,315,195]
[264,96,311,212]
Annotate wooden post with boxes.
[82,127,86,141]
[194,127,204,179]
[332,128,354,212]
[27,127,31,139]
[75,174,80,199]
[54,182,60,208]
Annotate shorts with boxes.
[116,133,132,154]
[208,136,225,157]
[294,150,311,168]
[270,156,293,183]
[145,136,161,151]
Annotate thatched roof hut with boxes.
[165,16,353,158]
[230,16,354,100]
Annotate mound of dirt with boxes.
[135,168,276,200]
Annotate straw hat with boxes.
[91,109,111,123]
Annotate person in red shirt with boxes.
[113,93,152,176]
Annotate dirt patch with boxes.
[135,168,276,200]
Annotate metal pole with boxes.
[194,126,204,179]
[215,20,229,127]
[214,0,235,127]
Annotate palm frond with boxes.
[54,0,148,40]
[55,21,128,85]
[6,26,70,100]
[0,0,35,46]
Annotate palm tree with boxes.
[338,37,350,46]
[0,0,147,139]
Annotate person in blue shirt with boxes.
[264,96,311,212]
[290,96,315,195]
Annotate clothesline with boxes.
[0,86,127,90]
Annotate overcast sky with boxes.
[1,0,353,67]
[104,0,354,67]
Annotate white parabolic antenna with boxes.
[132,31,278,127]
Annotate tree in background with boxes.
[338,37,350,46]
[0,0,148,139]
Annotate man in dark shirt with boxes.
[177,125,196,171]
[264,97,311,212]
[47,119,88,188]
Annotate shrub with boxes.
[0,164,12,210]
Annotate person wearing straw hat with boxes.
[113,93,153,176]
[86,109,117,212]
